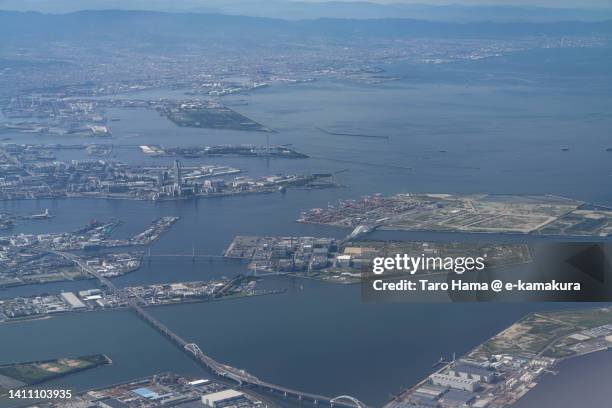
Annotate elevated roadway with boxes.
[56,251,367,408]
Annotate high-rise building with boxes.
[173,159,182,186]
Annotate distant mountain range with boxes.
[1,0,612,22]
[1,9,612,46]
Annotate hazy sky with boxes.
[302,0,612,8]
[1,0,610,12]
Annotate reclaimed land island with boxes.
[139,144,308,159]
[385,307,612,408]
[0,217,178,288]
[299,193,612,237]
[0,97,274,135]
[155,100,273,132]
[224,235,531,283]
[0,354,110,394]
[28,373,267,408]
[0,275,275,324]
[0,144,334,201]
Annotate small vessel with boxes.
[29,208,52,219]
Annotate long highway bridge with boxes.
[55,251,368,408]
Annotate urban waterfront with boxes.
[1,57,612,407]
[0,273,586,407]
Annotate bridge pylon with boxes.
[330,395,368,408]
[184,343,203,356]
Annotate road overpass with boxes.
[339,223,381,245]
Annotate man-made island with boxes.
[139,143,308,159]
[0,217,178,287]
[0,275,272,323]
[27,373,266,408]
[0,144,335,201]
[0,143,308,160]
[385,307,612,408]
[157,100,273,132]
[299,193,612,237]
[0,355,109,394]
[225,235,531,283]
[1,97,272,135]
